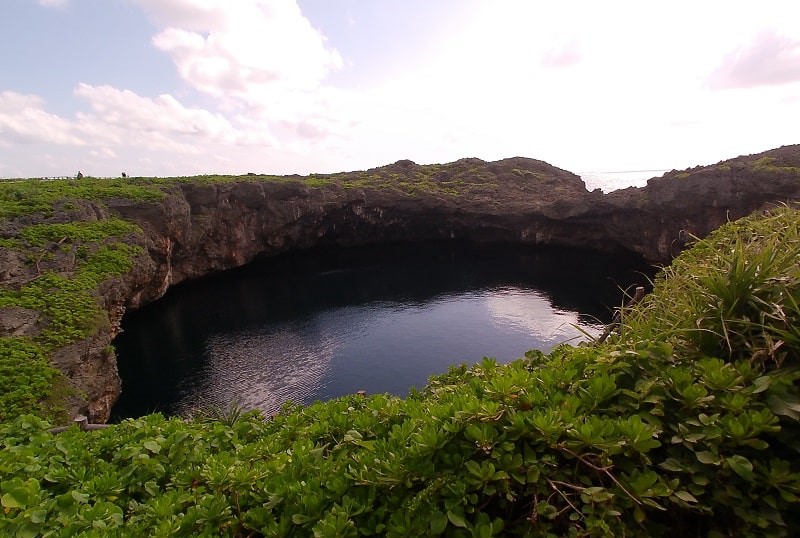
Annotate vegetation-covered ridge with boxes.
[0,218,144,421]
[0,156,571,219]
[2,206,800,536]
[659,145,800,183]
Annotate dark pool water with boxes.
[111,241,653,419]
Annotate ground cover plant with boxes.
[0,217,145,422]
[0,174,161,420]
[2,206,800,536]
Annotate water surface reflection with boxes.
[112,242,653,419]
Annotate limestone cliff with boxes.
[2,145,800,422]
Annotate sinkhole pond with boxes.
[111,241,654,420]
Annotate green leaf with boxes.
[292,513,314,525]
[70,490,89,504]
[751,376,771,394]
[16,523,40,538]
[447,510,467,528]
[1,492,24,509]
[143,440,161,454]
[659,458,684,472]
[343,430,362,442]
[144,481,159,497]
[673,491,698,503]
[696,451,721,465]
[726,455,754,482]
[741,439,769,450]
[430,511,448,534]
[582,486,614,502]
[767,395,800,419]
[465,460,482,477]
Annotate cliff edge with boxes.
[1,145,799,422]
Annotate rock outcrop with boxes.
[3,145,800,421]
[112,147,800,297]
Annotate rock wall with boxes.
[14,146,800,421]
[112,149,800,303]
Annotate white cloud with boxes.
[136,0,342,102]
[0,92,84,146]
[73,83,237,142]
[345,0,800,173]
[3,0,799,180]
[122,0,348,164]
[709,29,800,89]
[0,85,278,177]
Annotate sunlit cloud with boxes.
[124,0,350,164]
[138,0,343,101]
[709,29,800,89]
[1,0,798,179]
[74,83,237,142]
[0,92,84,146]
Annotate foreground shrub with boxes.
[620,206,800,368]
[2,207,800,536]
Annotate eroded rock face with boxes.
[599,146,800,261]
[50,332,120,423]
[108,159,614,300]
[15,146,800,421]
[0,307,41,337]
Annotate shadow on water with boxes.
[111,241,656,421]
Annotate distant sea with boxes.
[579,170,671,193]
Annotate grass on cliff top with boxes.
[0,219,145,422]
[2,206,800,537]
[672,154,800,180]
[0,178,165,218]
[0,162,515,220]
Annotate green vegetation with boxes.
[312,167,463,196]
[620,208,800,363]
[669,154,800,181]
[749,157,800,176]
[0,219,144,421]
[0,339,55,424]
[0,178,164,218]
[752,157,779,169]
[19,220,140,247]
[1,206,800,536]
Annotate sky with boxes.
[1,0,799,189]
